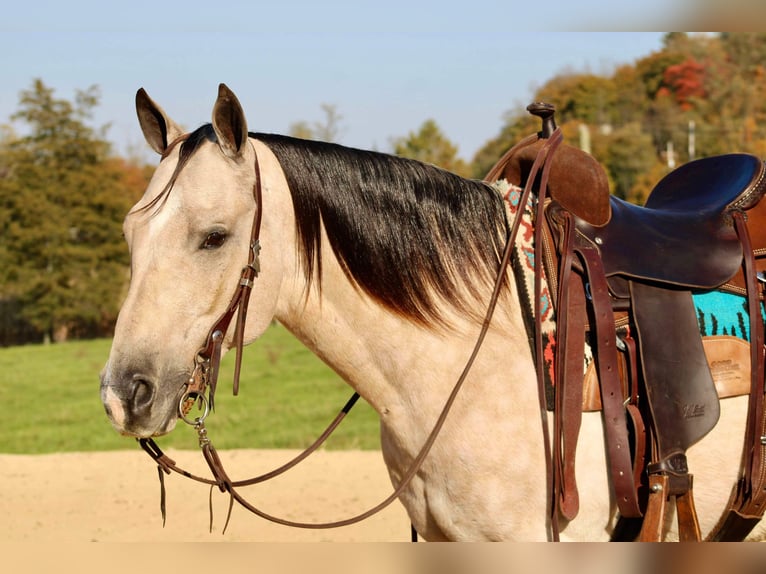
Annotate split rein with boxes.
[137,131,563,535]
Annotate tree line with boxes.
[0,81,150,344]
[470,32,766,202]
[2,32,765,345]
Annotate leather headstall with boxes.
[182,140,264,415]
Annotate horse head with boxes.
[100,85,280,437]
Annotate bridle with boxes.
[137,129,563,537]
[182,139,264,415]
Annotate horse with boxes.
[100,84,765,541]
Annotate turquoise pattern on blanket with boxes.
[693,290,766,341]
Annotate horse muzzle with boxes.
[100,365,182,438]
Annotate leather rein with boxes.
[138,131,562,535]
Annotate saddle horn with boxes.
[484,101,611,227]
[527,102,557,139]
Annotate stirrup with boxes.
[639,454,702,542]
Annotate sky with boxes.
[0,1,687,161]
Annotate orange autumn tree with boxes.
[660,58,707,111]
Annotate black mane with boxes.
[256,133,508,326]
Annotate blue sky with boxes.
[0,2,672,160]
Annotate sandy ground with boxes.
[0,448,412,542]
[5,451,765,574]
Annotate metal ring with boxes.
[179,392,210,426]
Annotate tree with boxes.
[468,33,766,200]
[661,58,707,111]
[611,64,650,126]
[532,73,617,126]
[289,103,345,143]
[392,119,470,177]
[625,160,671,205]
[708,33,766,154]
[471,110,539,179]
[635,48,686,102]
[0,79,138,343]
[593,122,656,201]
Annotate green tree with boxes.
[611,64,650,126]
[593,122,656,200]
[471,110,538,179]
[0,79,136,343]
[704,33,766,155]
[532,73,617,126]
[393,119,470,177]
[625,160,671,205]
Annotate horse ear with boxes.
[212,83,248,159]
[135,88,184,155]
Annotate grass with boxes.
[0,323,380,454]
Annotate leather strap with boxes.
[186,140,264,409]
[621,334,647,491]
[707,211,766,540]
[553,210,585,521]
[525,129,564,539]
[735,212,766,499]
[484,134,539,183]
[573,234,642,518]
[143,392,361,485]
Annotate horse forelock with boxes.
[132,124,216,217]
[255,133,509,327]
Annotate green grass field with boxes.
[0,324,380,454]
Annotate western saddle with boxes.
[485,103,766,541]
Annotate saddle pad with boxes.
[693,290,766,341]
[702,336,752,399]
[492,179,593,409]
[694,290,765,400]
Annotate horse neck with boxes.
[273,245,416,404]
[249,140,430,404]
[273,233,533,418]
[254,138,534,416]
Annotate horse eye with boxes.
[201,230,227,250]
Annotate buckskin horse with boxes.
[101,84,766,541]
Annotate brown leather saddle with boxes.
[486,103,766,541]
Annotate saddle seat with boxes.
[569,153,766,291]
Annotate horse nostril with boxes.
[130,376,155,414]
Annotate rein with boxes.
[139,131,562,536]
